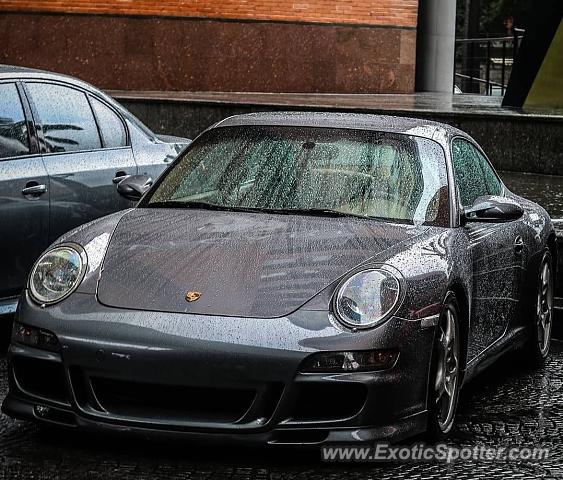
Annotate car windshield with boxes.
[143,126,450,226]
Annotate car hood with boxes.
[97,208,427,317]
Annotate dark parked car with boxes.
[0,65,190,322]
[3,112,556,445]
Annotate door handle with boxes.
[514,236,524,254]
[22,183,47,197]
[112,171,131,184]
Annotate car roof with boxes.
[0,64,102,94]
[0,64,43,75]
[0,63,70,79]
[213,111,471,143]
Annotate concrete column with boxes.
[415,0,457,93]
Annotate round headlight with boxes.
[29,244,87,305]
[334,268,402,329]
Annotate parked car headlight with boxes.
[29,244,87,305]
[333,267,402,329]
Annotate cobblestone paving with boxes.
[1,342,563,479]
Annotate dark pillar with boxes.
[416,0,457,93]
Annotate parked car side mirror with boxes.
[461,195,524,224]
[117,175,153,201]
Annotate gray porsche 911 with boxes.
[2,112,556,445]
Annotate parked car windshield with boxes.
[144,126,450,226]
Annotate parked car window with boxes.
[146,126,450,227]
[91,97,127,148]
[452,138,502,207]
[26,83,101,153]
[0,83,30,159]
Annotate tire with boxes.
[526,249,554,366]
[426,291,462,441]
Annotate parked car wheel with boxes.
[527,250,554,366]
[426,292,462,440]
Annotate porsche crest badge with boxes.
[185,291,202,302]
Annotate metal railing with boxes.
[454,29,524,95]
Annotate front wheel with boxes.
[426,292,462,441]
[526,250,554,366]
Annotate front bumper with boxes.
[2,291,435,445]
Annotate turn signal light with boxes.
[300,350,399,373]
[13,322,60,352]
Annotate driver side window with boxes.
[452,138,502,207]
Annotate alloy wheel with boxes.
[537,259,553,357]
[434,305,460,433]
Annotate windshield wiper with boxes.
[146,201,394,221]
[260,207,377,219]
[146,200,265,213]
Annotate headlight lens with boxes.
[334,268,401,329]
[29,245,86,305]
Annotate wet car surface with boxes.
[1,342,563,478]
[1,151,562,477]
[501,171,563,315]
[4,112,557,445]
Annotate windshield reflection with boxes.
[144,126,450,227]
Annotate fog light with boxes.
[300,350,399,373]
[13,322,60,352]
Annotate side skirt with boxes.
[462,326,528,385]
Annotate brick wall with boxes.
[0,0,419,27]
[0,1,419,94]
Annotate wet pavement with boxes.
[500,171,563,219]
[1,343,563,479]
[1,171,563,479]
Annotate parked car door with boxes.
[452,137,527,360]
[24,81,137,243]
[0,82,49,300]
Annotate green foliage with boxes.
[456,0,535,37]
[481,0,534,33]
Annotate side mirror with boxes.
[461,195,524,224]
[117,174,153,201]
